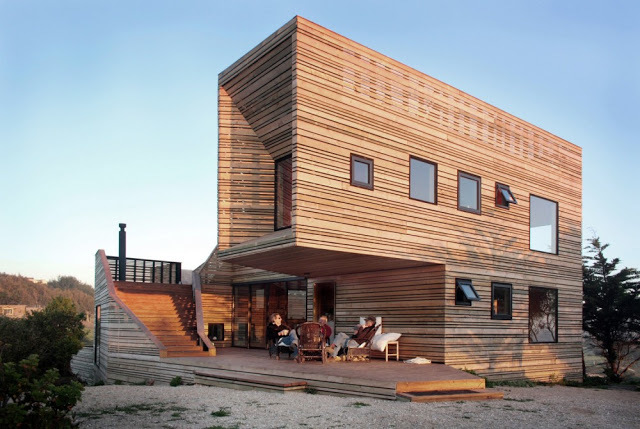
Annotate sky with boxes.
[1,1,638,285]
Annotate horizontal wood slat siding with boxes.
[311,265,446,362]
[212,17,582,380]
[218,88,278,250]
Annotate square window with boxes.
[496,183,517,208]
[410,156,437,204]
[491,283,512,320]
[458,171,481,214]
[529,287,558,343]
[455,278,480,306]
[530,195,558,254]
[351,154,374,189]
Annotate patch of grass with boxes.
[206,425,239,429]
[486,379,537,388]
[118,404,156,414]
[92,380,105,386]
[504,398,534,402]
[347,402,370,408]
[303,387,318,394]
[171,412,182,417]
[211,407,232,417]
[114,380,123,385]
[170,376,183,387]
[561,376,609,389]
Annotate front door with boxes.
[314,282,336,325]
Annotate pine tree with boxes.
[583,237,640,381]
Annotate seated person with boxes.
[327,315,376,358]
[318,315,332,344]
[266,313,299,358]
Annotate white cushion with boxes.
[370,333,401,352]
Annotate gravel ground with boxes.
[73,384,640,429]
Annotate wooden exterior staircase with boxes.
[115,282,211,357]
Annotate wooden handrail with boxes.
[192,269,216,356]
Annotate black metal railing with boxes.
[107,256,182,284]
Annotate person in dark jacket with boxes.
[266,313,298,358]
[327,315,377,358]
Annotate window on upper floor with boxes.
[491,282,512,320]
[530,195,558,254]
[455,278,481,306]
[496,183,517,208]
[3,308,13,316]
[351,154,374,189]
[458,171,481,214]
[529,286,558,343]
[410,156,437,204]
[275,156,292,230]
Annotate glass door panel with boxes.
[233,285,249,347]
[250,286,266,348]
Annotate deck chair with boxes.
[346,322,380,362]
[296,322,326,363]
[267,338,293,360]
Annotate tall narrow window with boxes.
[410,156,437,204]
[458,171,481,214]
[491,283,512,320]
[94,305,101,365]
[529,287,558,343]
[275,156,292,230]
[351,154,373,189]
[530,195,558,254]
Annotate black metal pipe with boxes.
[118,223,126,281]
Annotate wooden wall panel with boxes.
[310,265,446,362]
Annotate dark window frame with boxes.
[491,282,513,320]
[455,278,481,306]
[274,155,293,231]
[528,286,558,343]
[409,155,438,204]
[529,194,559,255]
[457,171,482,214]
[495,183,517,208]
[350,154,374,190]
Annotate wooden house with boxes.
[93,16,581,383]
[199,16,582,381]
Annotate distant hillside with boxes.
[0,273,93,315]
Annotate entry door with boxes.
[233,286,250,347]
[314,282,336,323]
[233,284,268,348]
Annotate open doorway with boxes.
[314,282,335,339]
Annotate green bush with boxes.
[0,297,85,377]
[170,376,183,387]
[0,354,83,428]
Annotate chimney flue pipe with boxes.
[118,223,126,281]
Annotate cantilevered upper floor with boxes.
[216,16,582,280]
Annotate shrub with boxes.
[169,376,182,387]
[0,354,83,428]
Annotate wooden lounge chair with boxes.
[296,322,326,363]
[346,324,380,362]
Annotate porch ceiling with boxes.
[218,243,436,278]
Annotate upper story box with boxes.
[217,16,582,279]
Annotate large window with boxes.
[491,283,512,320]
[530,195,558,254]
[410,156,437,204]
[458,171,481,214]
[275,156,292,230]
[455,278,480,306]
[529,287,558,343]
[351,154,374,189]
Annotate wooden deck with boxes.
[105,347,502,401]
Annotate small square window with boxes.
[455,278,480,306]
[351,154,373,189]
[458,171,481,214]
[496,183,517,208]
[491,283,512,319]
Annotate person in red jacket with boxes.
[327,316,376,358]
[318,315,332,344]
